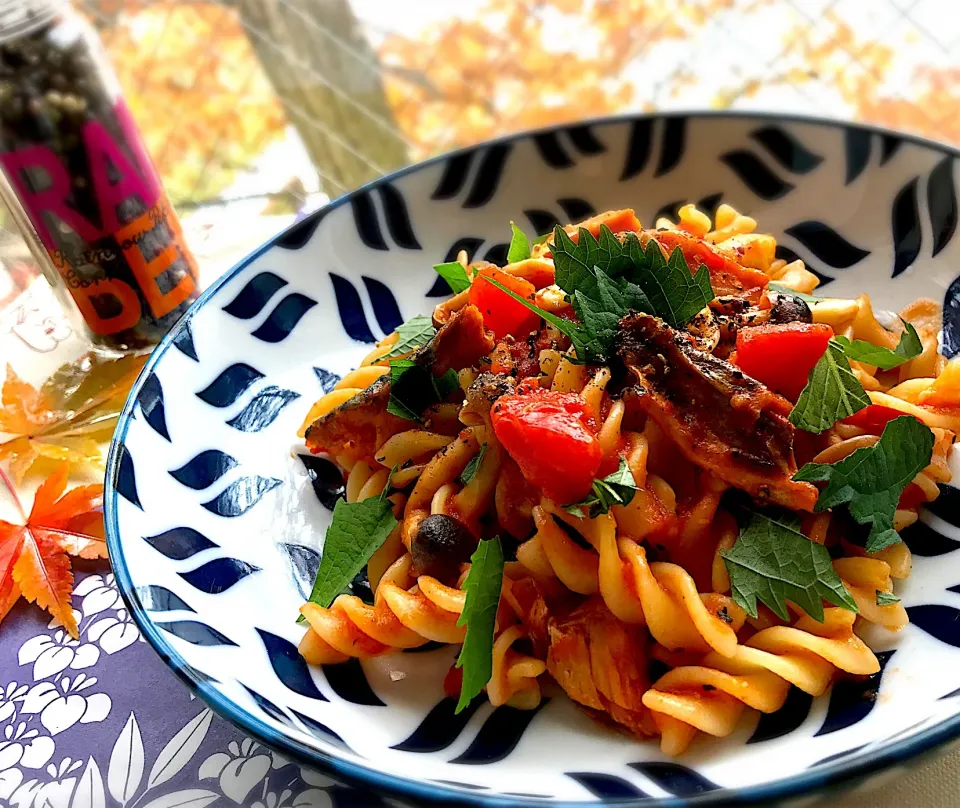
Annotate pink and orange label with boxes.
[0,102,199,335]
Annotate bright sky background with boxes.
[190,0,958,249]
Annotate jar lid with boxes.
[0,0,67,43]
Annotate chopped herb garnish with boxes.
[833,320,923,370]
[460,444,487,486]
[622,237,713,329]
[788,340,870,433]
[433,261,472,294]
[507,222,531,264]
[479,274,594,361]
[794,415,934,552]
[550,224,714,329]
[566,458,639,518]
[382,315,435,360]
[387,360,460,423]
[455,536,504,713]
[481,227,713,364]
[551,225,632,297]
[876,590,901,606]
[719,509,857,622]
[305,496,398,609]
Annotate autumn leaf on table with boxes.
[0,352,147,483]
[0,463,106,637]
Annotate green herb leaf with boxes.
[482,235,708,363]
[767,284,822,306]
[532,232,552,246]
[624,239,714,329]
[876,590,901,606]
[788,339,871,433]
[507,222,531,264]
[479,275,593,361]
[455,536,504,713]
[832,320,923,370]
[382,315,436,360]
[719,509,857,622]
[433,261,472,294]
[460,444,487,486]
[387,360,460,423]
[551,225,632,296]
[572,272,652,362]
[306,496,398,608]
[566,458,639,518]
[794,415,934,552]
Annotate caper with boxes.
[768,291,813,325]
[411,514,476,583]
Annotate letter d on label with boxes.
[71,278,142,335]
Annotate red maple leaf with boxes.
[0,463,105,637]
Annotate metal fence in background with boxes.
[0,0,956,306]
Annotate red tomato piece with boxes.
[898,482,926,510]
[736,323,834,401]
[840,404,914,435]
[491,384,602,504]
[443,665,463,700]
[563,208,643,239]
[468,266,540,340]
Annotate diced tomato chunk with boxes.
[653,229,770,293]
[443,665,463,700]
[491,383,601,504]
[840,404,915,435]
[469,266,540,340]
[898,482,926,510]
[564,208,642,239]
[736,323,834,401]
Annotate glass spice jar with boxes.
[0,0,200,351]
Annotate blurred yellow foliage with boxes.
[88,0,960,205]
[96,2,287,204]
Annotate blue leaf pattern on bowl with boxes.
[200,475,282,517]
[143,526,219,560]
[223,270,287,319]
[169,449,238,490]
[226,386,300,432]
[196,363,265,408]
[178,558,260,594]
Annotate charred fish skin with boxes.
[614,313,817,511]
[305,305,494,458]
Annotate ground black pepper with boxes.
[0,0,200,350]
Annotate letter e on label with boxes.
[115,205,196,320]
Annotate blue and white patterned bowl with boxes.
[106,113,960,807]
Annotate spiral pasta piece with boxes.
[401,425,502,547]
[643,652,791,754]
[740,608,880,689]
[833,557,908,630]
[517,502,745,655]
[298,554,459,663]
[643,608,880,754]
[487,624,548,709]
[300,554,546,707]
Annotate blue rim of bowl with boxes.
[107,110,960,807]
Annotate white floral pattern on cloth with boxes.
[0,568,392,808]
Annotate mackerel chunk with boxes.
[305,305,494,459]
[616,313,817,511]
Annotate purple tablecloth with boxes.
[0,564,387,808]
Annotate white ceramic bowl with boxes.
[106,113,960,806]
